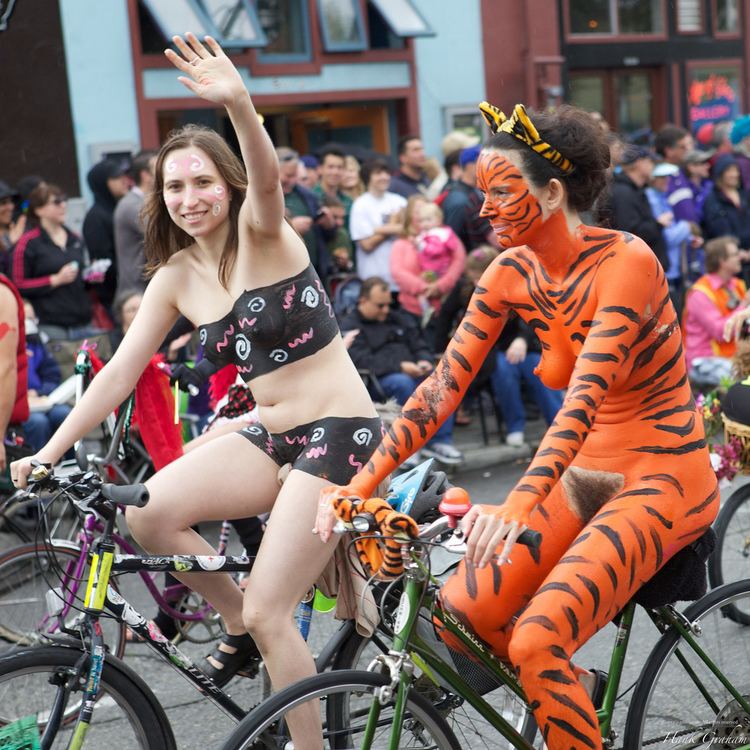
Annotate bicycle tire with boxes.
[0,644,176,749]
[331,623,538,750]
[623,579,750,749]
[0,540,126,657]
[221,669,461,750]
[708,481,750,624]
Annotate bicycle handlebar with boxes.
[101,483,150,508]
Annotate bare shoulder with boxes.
[0,282,18,315]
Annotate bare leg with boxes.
[125,432,281,635]
[242,469,339,749]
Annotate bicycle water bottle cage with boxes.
[438,487,472,528]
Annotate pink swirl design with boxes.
[305,443,328,459]
[288,327,313,348]
[282,284,297,310]
[238,317,257,329]
[215,324,235,352]
[284,435,309,446]
[316,279,335,318]
[348,454,363,472]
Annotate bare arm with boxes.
[0,285,19,471]
[12,269,180,482]
[165,34,284,237]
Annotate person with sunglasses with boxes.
[11,183,97,340]
[0,181,26,277]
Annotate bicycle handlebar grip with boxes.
[101,483,150,508]
[517,528,542,549]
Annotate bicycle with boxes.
[222,490,750,750]
[708,476,750,623]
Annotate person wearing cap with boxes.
[0,181,23,277]
[731,114,750,191]
[702,154,750,284]
[668,149,715,227]
[440,144,495,251]
[82,158,131,317]
[609,145,669,270]
[389,135,429,199]
[647,162,704,312]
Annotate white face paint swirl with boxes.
[214,185,226,198]
[269,349,288,363]
[301,285,320,308]
[244,425,264,435]
[199,328,208,345]
[353,428,373,446]
[212,203,221,216]
[247,297,266,313]
[235,333,251,360]
[166,159,178,173]
[189,153,205,171]
[310,427,326,442]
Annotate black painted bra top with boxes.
[198,264,339,380]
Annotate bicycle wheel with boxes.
[0,541,126,656]
[708,481,750,624]
[221,669,460,750]
[624,579,750,749]
[0,644,176,749]
[332,622,538,750]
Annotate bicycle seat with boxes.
[630,528,716,609]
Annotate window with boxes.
[140,0,267,49]
[316,0,367,52]
[676,0,704,32]
[256,0,311,59]
[368,0,434,37]
[568,0,663,35]
[715,0,740,32]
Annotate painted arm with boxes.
[164,34,284,236]
[0,285,19,471]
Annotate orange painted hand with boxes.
[461,499,535,567]
[313,484,362,543]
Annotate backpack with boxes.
[331,274,362,319]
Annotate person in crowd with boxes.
[277,146,333,280]
[312,148,353,225]
[299,154,320,191]
[702,154,750,284]
[608,145,669,271]
[655,124,692,170]
[730,114,750,189]
[82,158,131,317]
[426,130,481,201]
[341,154,365,201]
[349,159,406,291]
[317,102,719,750]
[390,196,465,326]
[11,36,381,749]
[683,235,749,385]
[0,181,23,277]
[389,135,429,198]
[114,150,157,299]
[647,161,703,313]
[20,300,72,451]
[0,272,28,472]
[321,195,354,273]
[12,183,95,340]
[340,275,463,466]
[669,148,714,226]
[441,144,495,251]
[711,120,736,160]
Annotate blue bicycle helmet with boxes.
[385,458,450,523]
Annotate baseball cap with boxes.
[684,148,715,164]
[652,162,680,178]
[0,181,17,201]
[300,154,319,170]
[459,144,482,167]
[621,145,657,166]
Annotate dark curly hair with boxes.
[486,106,610,213]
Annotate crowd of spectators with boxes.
[9,111,750,466]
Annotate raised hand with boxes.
[165,33,247,107]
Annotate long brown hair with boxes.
[143,125,248,288]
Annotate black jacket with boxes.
[701,186,750,249]
[341,307,433,377]
[82,161,120,308]
[609,172,668,271]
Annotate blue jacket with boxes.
[646,187,693,281]
[25,336,62,395]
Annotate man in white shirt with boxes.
[349,159,406,291]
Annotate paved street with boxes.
[1,458,748,748]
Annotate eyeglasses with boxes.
[51,196,67,206]
[373,301,391,310]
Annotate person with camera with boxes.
[683,235,749,385]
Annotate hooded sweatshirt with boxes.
[82,160,122,308]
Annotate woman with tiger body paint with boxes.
[316,103,719,750]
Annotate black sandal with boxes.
[590,668,608,710]
[199,632,261,687]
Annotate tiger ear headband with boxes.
[478,101,574,175]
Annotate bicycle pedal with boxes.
[236,656,262,679]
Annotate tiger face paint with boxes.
[477,150,547,249]
[162,146,230,238]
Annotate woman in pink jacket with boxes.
[390,196,466,323]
